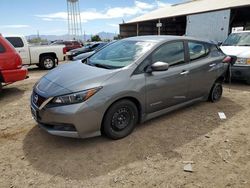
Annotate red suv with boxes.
[0,35,28,93]
[51,40,82,52]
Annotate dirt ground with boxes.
[0,66,250,188]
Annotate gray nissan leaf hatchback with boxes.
[31,36,231,140]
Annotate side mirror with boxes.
[150,61,169,72]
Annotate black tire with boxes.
[40,56,55,70]
[209,82,223,102]
[102,100,138,140]
[246,79,250,85]
[36,63,43,69]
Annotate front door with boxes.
[145,41,189,114]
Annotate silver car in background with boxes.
[31,36,231,140]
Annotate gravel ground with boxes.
[0,65,250,188]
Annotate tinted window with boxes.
[188,42,209,61]
[96,43,107,50]
[0,43,5,53]
[5,37,24,48]
[152,41,185,66]
[90,43,101,49]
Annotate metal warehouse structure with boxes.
[120,0,250,41]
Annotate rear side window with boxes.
[91,44,99,49]
[0,43,5,53]
[188,42,209,61]
[5,37,24,48]
[152,41,185,66]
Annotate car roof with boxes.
[124,35,212,44]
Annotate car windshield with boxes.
[87,40,155,69]
[222,32,250,46]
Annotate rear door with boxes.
[145,41,189,113]
[186,41,221,99]
[5,37,30,65]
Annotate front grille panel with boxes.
[32,92,47,107]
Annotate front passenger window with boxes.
[152,42,185,67]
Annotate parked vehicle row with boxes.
[30,36,234,140]
[66,42,107,60]
[50,40,82,52]
[5,36,67,70]
[0,35,28,93]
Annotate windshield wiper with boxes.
[92,63,113,69]
[238,44,250,46]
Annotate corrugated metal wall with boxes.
[186,9,231,42]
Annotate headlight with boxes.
[51,87,102,105]
[235,58,250,65]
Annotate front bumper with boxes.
[231,65,250,81]
[30,94,104,139]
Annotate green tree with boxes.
[91,35,102,42]
[28,37,48,44]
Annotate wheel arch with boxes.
[215,75,225,84]
[100,96,142,133]
[39,52,57,63]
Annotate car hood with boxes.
[35,61,119,97]
[220,46,250,58]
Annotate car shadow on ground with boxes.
[22,97,243,181]
[0,87,25,105]
[27,66,47,73]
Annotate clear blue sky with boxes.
[0,0,181,36]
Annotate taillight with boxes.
[223,56,232,63]
[15,53,22,68]
[63,47,67,54]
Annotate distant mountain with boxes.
[26,32,117,41]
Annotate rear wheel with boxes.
[209,82,223,102]
[102,100,138,140]
[40,56,55,70]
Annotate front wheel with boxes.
[209,82,223,102]
[40,56,55,70]
[102,100,138,140]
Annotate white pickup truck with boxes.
[220,31,250,84]
[5,36,66,70]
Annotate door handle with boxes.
[209,63,216,67]
[180,70,189,75]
